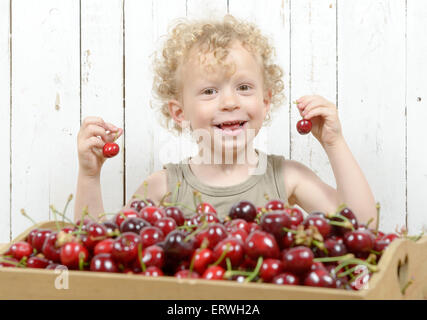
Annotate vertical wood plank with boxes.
[186,0,228,19]
[11,0,80,238]
[125,0,186,202]
[228,0,291,159]
[290,0,337,189]
[338,0,406,232]
[407,0,427,235]
[81,0,124,212]
[0,0,11,242]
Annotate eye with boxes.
[202,88,217,95]
[238,84,251,91]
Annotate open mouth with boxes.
[214,120,248,131]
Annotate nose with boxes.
[220,87,239,111]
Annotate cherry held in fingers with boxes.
[296,119,312,135]
[103,142,119,158]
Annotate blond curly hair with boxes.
[152,14,285,135]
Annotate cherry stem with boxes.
[62,194,73,224]
[336,266,358,278]
[162,201,196,213]
[211,243,231,267]
[224,270,253,278]
[334,258,378,275]
[312,240,327,254]
[50,205,77,227]
[375,202,381,233]
[245,256,263,283]
[283,227,297,235]
[184,221,208,243]
[143,181,148,203]
[20,209,37,226]
[76,207,88,241]
[365,217,374,229]
[50,205,61,232]
[137,243,146,272]
[263,193,270,201]
[159,192,172,207]
[314,253,355,263]
[328,220,354,231]
[78,252,85,271]
[192,191,202,210]
[225,257,232,272]
[0,257,26,268]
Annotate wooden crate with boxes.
[0,221,426,300]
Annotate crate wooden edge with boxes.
[1,221,425,299]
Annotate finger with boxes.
[82,116,108,130]
[104,127,123,143]
[304,106,335,121]
[81,124,109,142]
[301,99,324,116]
[297,96,318,113]
[79,136,105,153]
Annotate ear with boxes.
[263,89,272,116]
[168,99,185,128]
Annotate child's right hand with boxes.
[77,116,123,178]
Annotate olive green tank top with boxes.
[162,150,288,220]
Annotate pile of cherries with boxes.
[0,194,402,291]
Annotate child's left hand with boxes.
[296,95,343,147]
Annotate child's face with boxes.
[170,41,271,157]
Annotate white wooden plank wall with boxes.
[1,0,427,242]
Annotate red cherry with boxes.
[26,228,39,245]
[102,221,119,234]
[139,245,165,269]
[90,253,119,273]
[94,238,114,255]
[130,199,155,213]
[60,242,89,269]
[324,238,348,257]
[224,218,250,234]
[288,207,304,226]
[260,211,292,242]
[373,233,399,252]
[103,142,119,158]
[296,119,312,135]
[265,200,285,211]
[111,232,141,264]
[82,222,108,251]
[304,269,336,288]
[281,230,296,249]
[272,272,300,286]
[140,266,164,277]
[164,206,185,226]
[140,226,165,248]
[282,246,314,275]
[244,230,280,260]
[42,232,61,262]
[32,229,53,253]
[154,217,177,236]
[344,230,375,254]
[120,217,151,234]
[331,207,359,235]
[175,270,200,279]
[114,209,140,227]
[202,265,225,280]
[139,206,165,225]
[229,229,248,243]
[191,248,214,275]
[195,223,228,250]
[259,259,284,282]
[187,212,220,227]
[0,257,19,268]
[162,230,197,270]
[310,261,327,272]
[27,256,50,269]
[196,202,217,215]
[302,215,331,238]
[248,222,261,233]
[212,237,245,268]
[229,201,257,222]
[6,241,33,260]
